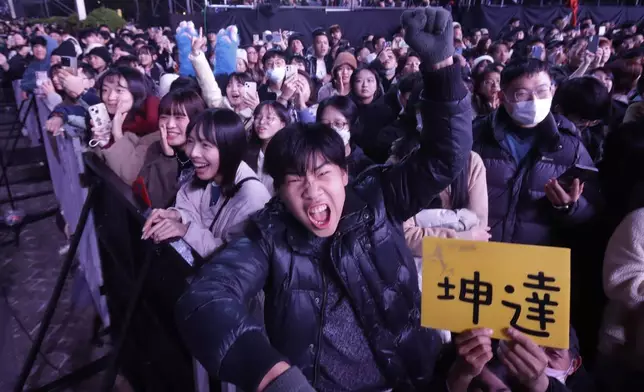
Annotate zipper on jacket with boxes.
[312,257,327,387]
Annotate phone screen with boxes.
[598,26,606,36]
[587,36,600,53]
[530,46,544,60]
[272,32,282,44]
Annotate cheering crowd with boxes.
[2,5,644,392]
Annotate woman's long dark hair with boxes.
[349,66,384,105]
[185,108,248,197]
[471,67,500,118]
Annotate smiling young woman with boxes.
[141,108,270,258]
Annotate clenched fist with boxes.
[400,6,454,69]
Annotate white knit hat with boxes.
[236,48,248,63]
[158,73,180,98]
[473,55,494,70]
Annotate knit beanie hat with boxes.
[88,46,111,65]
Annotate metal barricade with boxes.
[33,96,111,327]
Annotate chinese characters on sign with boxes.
[421,238,570,349]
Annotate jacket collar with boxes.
[282,187,370,256]
[490,107,565,154]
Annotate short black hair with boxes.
[30,36,47,47]
[114,55,139,68]
[553,76,611,121]
[186,108,248,195]
[398,71,423,95]
[170,76,202,96]
[316,95,359,131]
[500,59,550,90]
[262,49,286,67]
[264,122,347,189]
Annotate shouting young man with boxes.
[176,7,473,391]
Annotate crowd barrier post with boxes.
[13,183,99,392]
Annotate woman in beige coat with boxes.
[141,108,270,259]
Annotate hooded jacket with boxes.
[21,35,58,93]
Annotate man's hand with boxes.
[545,178,584,207]
[257,362,290,392]
[400,6,454,68]
[497,328,550,392]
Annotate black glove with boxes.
[401,6,454,69]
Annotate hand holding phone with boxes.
[285,65,297,79]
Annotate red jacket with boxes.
[123,95,160,136]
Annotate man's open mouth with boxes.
[307,204,331,229]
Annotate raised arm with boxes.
[381,7,473,222]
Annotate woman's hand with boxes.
[142,218,188,243]
[497,328,550,392]
[111,101,129,141]
[447,328,494,392]
[141,208,181,239]
[280,75,298,102]
[293,79,308,109]
[241,90,260,111]
[41,79,55,96]
[191,27,207,57]
[159,124,175,157]
[45,116,64,135]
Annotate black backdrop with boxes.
[170,5,644,47]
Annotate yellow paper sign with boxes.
[421,238,570,349]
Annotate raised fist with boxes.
[401,6,454,68]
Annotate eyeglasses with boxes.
[511,85,552,102]
[255,115,278,124]
[323,121,348,129]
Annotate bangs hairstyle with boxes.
[185,108,248,195]
[227,72,254,88]
[252,101,291,138]
[97,66,150,118]
[316,95,359,132]
[264,122,347,189]
[159,88,206,118]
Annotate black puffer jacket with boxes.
[473,108,597,245]
[175,65,472,391]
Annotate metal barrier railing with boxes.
[14,94,221,392]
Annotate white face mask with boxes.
[506,97,552,126]
[332,125,351,146]
[365,53,377,64]
[545,364,571,385]
[266,66,286,84]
